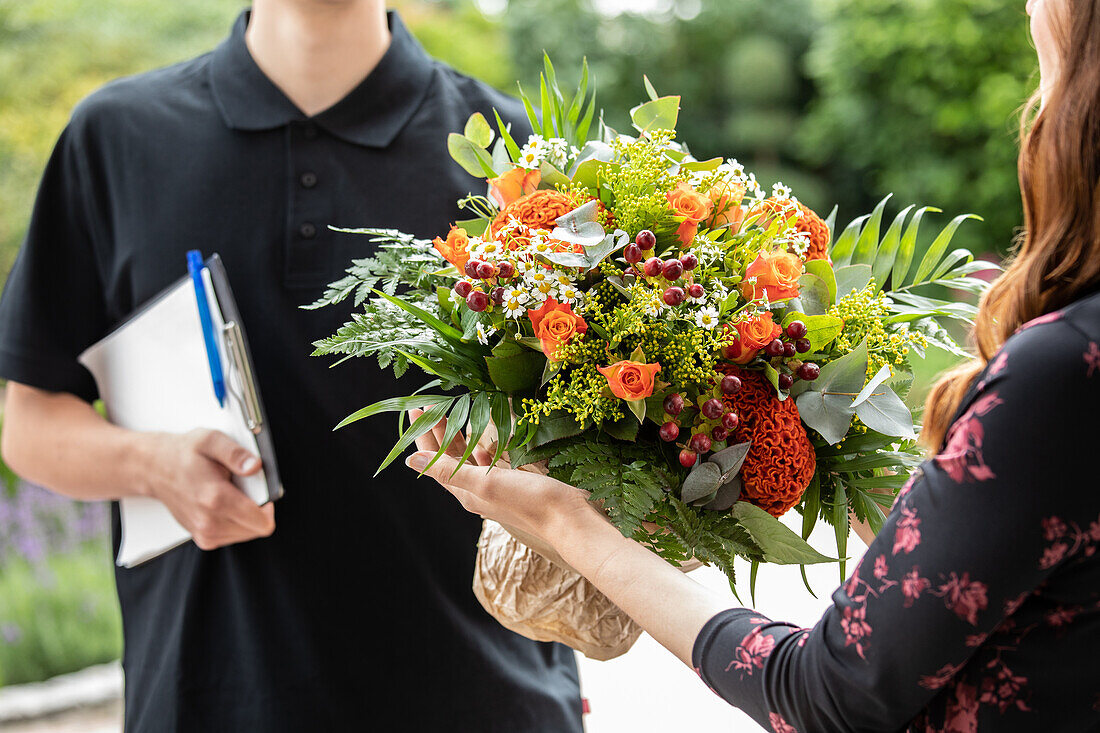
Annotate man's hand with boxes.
[142,428,275,551]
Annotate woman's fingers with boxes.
[407,450,494,497]
[409,409,441,454]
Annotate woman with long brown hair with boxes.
[407,0,1100,729]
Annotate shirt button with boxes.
[299,222,317,239]
[300,172,318,189]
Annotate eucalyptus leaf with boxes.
[682,462,723,504]
[630,96,680,134]
[703,478,743,512]
[795,340,868,444]
[803,259,837,305]
[463,112,495,149]
[855,386,917,439]
[835,264,873,298]
[795,273,831,316]
[707,442,752,480]
[447,133,495,178]
[851,364,892,407]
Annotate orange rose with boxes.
[598,360,662,402]
[708,181,746,230]
[432,226,471,271]
[740,250,803,302]
[727,313,783,364]
[528,298,588,359]
[666,181,713,246]
[488,167,541,208]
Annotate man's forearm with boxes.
[2,384,153,501]
[551,510,734,667]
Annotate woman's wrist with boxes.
[547,499,633,578]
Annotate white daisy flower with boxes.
[532,279,557,300]
[517,136,547,170]
[772,182,792,200]
[746,173,764,200]
[558,284,580,304]
[696,307,720,330]
[553,272,575,288]
[503,299,527,319]
[476,323,497,346]
[504,286,529,305]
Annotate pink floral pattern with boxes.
[693,297,1100,732]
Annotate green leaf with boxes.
[335,393,450,430]
[801,475,820,541]
[370,289,464,343]
[630,96,680,134]
[375,399,455,475]
[855,385,917,439]
[782,313,844,352]
[604,416,640,441]
[485,352,545,393]
[643,75,659,101]
[830,214,870,266]
[493,109,521,161]
[447,133,496,178]
[422,395,472,472]
[794,273,831,316]
[732,502,835,565]
[833,481,850,581]
[795,340,868,444]
[893,206,939,287]
[456,392,493,474]
[835,264,872,298]
[454,217,489,237]
[851,364,892,407]
[464,113,495,149]
[627,398,646,423]
[682,462,723,504]
[850,487,888,537]
[804,259,837,305]
[851,194,891,266]
[539,160,571,189]
[490,392,513,467]
[910,213,983,286]
[532,410,586,447]
[872,204,915,292]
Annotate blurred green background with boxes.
[0,0,1035,687]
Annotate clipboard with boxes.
[78,254,283,566]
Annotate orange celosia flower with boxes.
[740,250,803,302]
[432,225,471,270]
[598,360,662,402]
[666,181,713,246]
[488,167,541,208]
[752,198,832,262]
[720,367,816,517]
[527,298,588,359]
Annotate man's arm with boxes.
[2,382,275,549]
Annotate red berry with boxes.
[765,339,785,358]
[644,257,663,277]
[636,230,657,249]
[680,253,699,271]
[476,261,496,280]
[688,433,712,454]
[778,373,794,390]
[783,342,797,358]
[721,411,739,430]
[711,426,730,442]
[454,280,473,298]
[688,283,705,299]
[466,290,489,312]
[624,243,643,264]
[663,393,685,416]
[795,338,812,354]
[720,375,742,395]
[679,449,698,468]
[497,261,515,279]
[491,286,506,305]
[662,259,684,281]
[702,398,724,419]
[464,260,481,278]
[663,287,686,306]
[798,362,821,381]
[659,422,680,442]
[786,320,808,339]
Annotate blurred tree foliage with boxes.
[502,0,828,211]
[800,0,1038,255]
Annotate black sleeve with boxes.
[692,318,1100,732]
[0,122,109,402]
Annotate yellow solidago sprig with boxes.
[828,281,928,377]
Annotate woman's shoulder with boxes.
[998,291,1100,382]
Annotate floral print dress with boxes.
[693,293,1100,732]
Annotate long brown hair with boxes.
[923,0,1100,450]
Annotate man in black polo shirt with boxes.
[0,2,582,730]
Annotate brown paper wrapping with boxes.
[472,518,644,661]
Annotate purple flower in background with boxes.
[0,482,111,568]
[1,623,22,645]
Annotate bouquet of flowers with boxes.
[309,58,992,596]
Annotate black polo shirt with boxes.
[0,11,582,732]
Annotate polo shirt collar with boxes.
[209,10,435,148]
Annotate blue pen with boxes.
[186,250,226,406]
